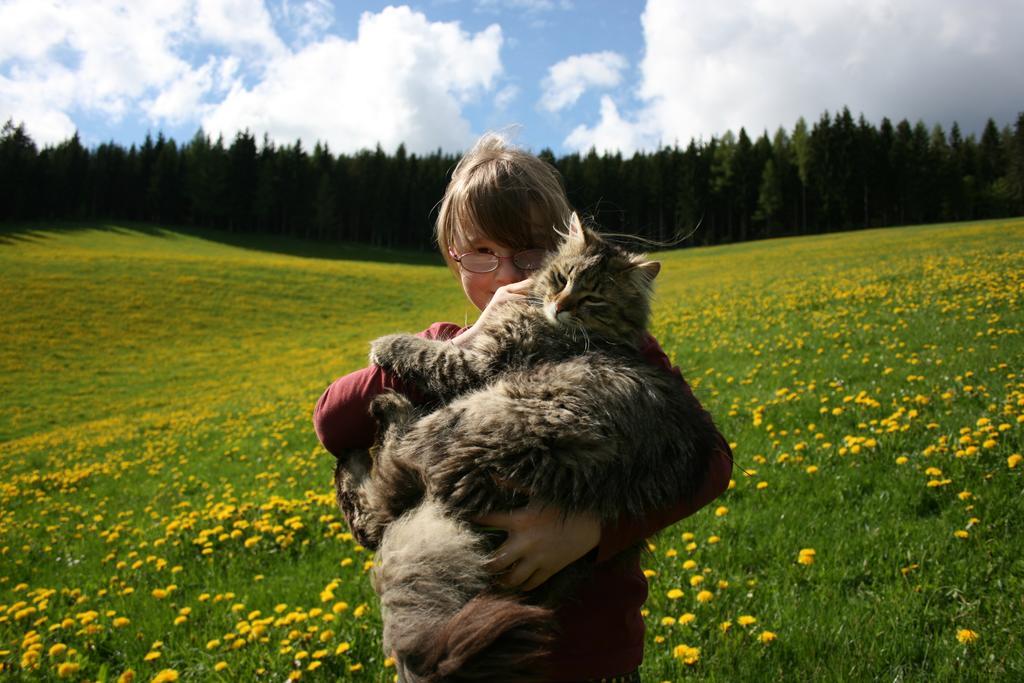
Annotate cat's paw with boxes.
[369,391,413,430]
[368,333,417,372]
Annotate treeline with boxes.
[2,106,1023,249]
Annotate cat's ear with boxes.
[567,212,587,245]
[630,259,661,282]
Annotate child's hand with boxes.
[474,501,600,592]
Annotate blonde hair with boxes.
[435,133,572,272]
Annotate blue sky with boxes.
[2,1,1023,155]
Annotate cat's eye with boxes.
[551,272,567,288]
[578,295,605,306]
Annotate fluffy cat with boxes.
[332,215,722,682]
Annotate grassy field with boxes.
[1,218,1022,682]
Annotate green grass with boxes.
[1,218,1022,681]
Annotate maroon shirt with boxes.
[313,322,732,680]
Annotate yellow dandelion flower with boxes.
[720,621,732,632]
[661,616,676,626]
[714,506,729,517]
[151,589,168,600]
[21,650,40,668]
[798,548,816,565]
[143,651,161,661]
[954,530,969,539]
[957,629,979,644]
[48,643,68,658]
[349,663,363,672]
[696,590,714,603]
[805,465,819,474]
[643,569,657,578]
[682,560,697,570]
[689,575,704,587]
[113,617,130,628]
[57,662,81,678]
[206,639,221,650]
[335,642,351,655]
[307,661,322,672]
[117,670,135,683]
[760,631,777,643]
[214,662,228,672]
[737,615,757,626]
[312,649,329,659]
[1008,454,1022,469]
[150,668,179,683]
[353,603,368,618]
[895,456,908,465]
[756,481,768,490]
[672,643,700,665]
[666,589,684,600]
[678,613,696,625]
[332,602,349,614]
[708,535,721,544]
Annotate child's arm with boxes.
[475,503,601,592]
[315,322,462,547]
[595,334,732,560]
[473,445,731,589]
[313,322,463,456]
[473,333,732,584]
[595,442,732,562]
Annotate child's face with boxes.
[451,232,533,311]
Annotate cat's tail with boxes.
[374,501,556,683]
[431,593,556,682]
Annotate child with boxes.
[314,133,732,682]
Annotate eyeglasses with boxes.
[449,248,549,274]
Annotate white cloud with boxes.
[540,51,627,113]
[195,0,287,59]
[0,0,199,142]
[565,0,1024,153]
[494,84,520,110]
[0,2,503,151]
[142,58,218,125]
[275,0,335,46]
[564,96,649,155]
[201,6,503,154]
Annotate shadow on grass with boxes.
[0,220,444,267]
